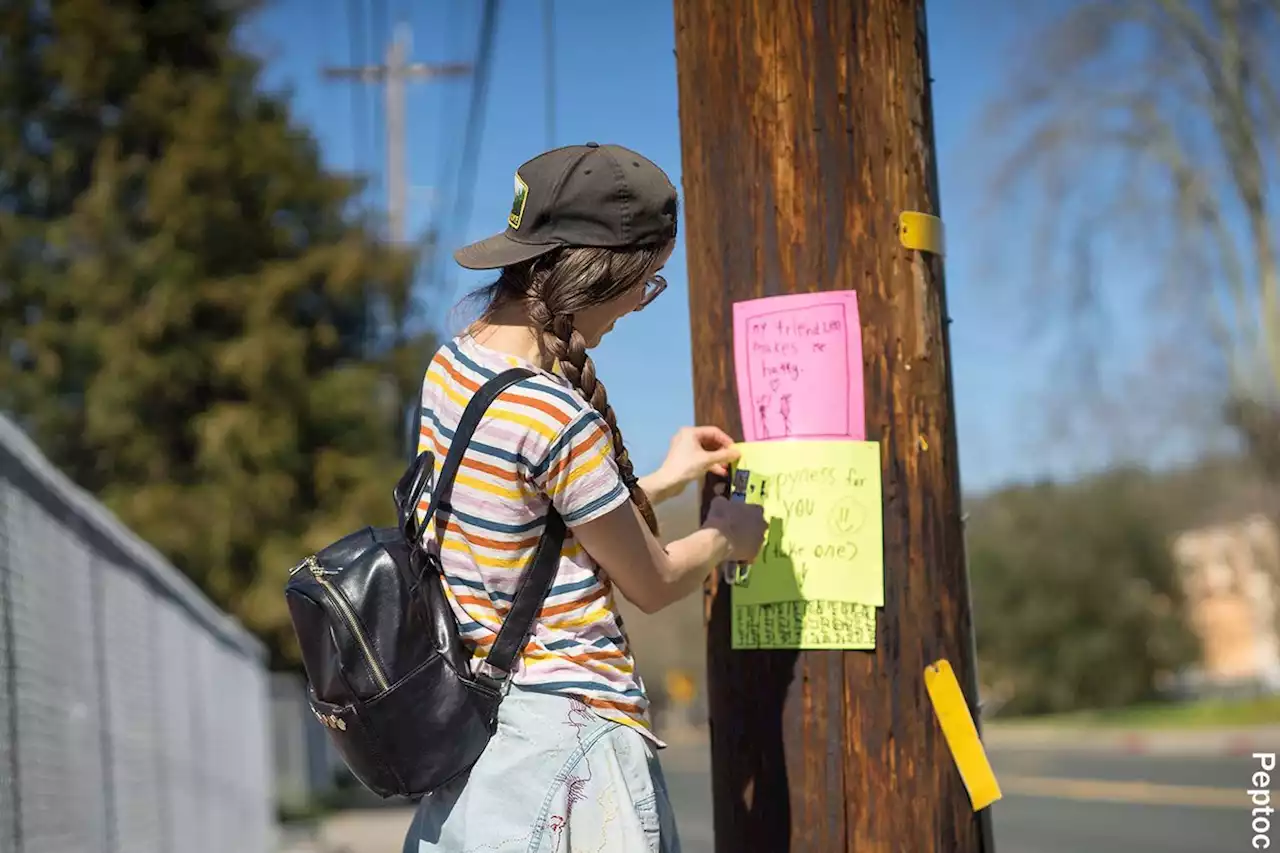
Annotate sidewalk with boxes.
[274,724,1278,852]
[275,737,715,853]
[278,808,416,853]
[983,722,1280,756]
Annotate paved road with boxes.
[660,741,1261,853]
[295,741,1267,852]
[987,747,1253,853]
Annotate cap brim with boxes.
[453,232,560,270]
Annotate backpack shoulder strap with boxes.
[482,510,566,684]
[411,366,568,688]
[416,367,535,530]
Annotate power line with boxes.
[367,0,390,201]
[322,27,471,244]
[543,0,556,150]
[345,0,370,175]
[421,0,464,316]
[447,0,499,280]
[372,0,390,46]
[429,0,463,240]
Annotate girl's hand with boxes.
[704,495,768,563]
[639,426,740,505]
[661,425,740,484]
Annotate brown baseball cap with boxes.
[454,142,678,270]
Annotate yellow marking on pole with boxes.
[899,211,945,255]
[999,775,1241,809]
[925,660,1002,811]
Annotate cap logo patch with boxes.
[508,173,529,230]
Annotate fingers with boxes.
[692,426,738,476]
[706,444,740,463]
[700,443,740,478]
[692,425,735,450]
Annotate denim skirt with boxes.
[403,684,681,853]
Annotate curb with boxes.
[654,727,1279,758]
[982,724,1280,757]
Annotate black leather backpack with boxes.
[284,368,566,798]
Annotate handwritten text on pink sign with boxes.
[733,291,865,442]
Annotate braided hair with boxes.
[476,245,667,535]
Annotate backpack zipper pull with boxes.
[290,555,330,577]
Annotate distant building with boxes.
[1173,514,1280,692]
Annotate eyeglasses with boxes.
[637,274,667,311]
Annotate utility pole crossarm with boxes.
[320,65,388,81]
[321,23,472,245]
[321,61,471,81]
[403,61,472,79]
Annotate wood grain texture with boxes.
[674,1,989,850]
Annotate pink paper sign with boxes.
[732,291,866,442]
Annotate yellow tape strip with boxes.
[899,211,945,255]
[924,659,1002,811]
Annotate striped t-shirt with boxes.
[416,334,659,742]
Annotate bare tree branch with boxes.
[984,0,1280,414]
[1128,102,1255,369]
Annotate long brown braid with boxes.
[478,245,667,535]
[541,312,658,534]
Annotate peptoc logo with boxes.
[1253,752,1276,850]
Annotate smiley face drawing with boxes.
[827,495,867,536]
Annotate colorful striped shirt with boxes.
[416,334,660,743]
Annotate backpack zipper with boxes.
[297,555,390,692]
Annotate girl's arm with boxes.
[572,497,763,614]
[637,425,740,506]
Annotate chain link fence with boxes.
[0,414,273,853]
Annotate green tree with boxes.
[968,470,1199,715]
[0,0,433,665]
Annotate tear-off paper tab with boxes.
[732,291,866,443]
[732,600,876,650]
[924,660,1002,811]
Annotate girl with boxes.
[404,143,767,853]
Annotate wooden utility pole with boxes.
[323,22,470,243]
[673,1,991,851]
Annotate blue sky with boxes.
[243,0,1152,494]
